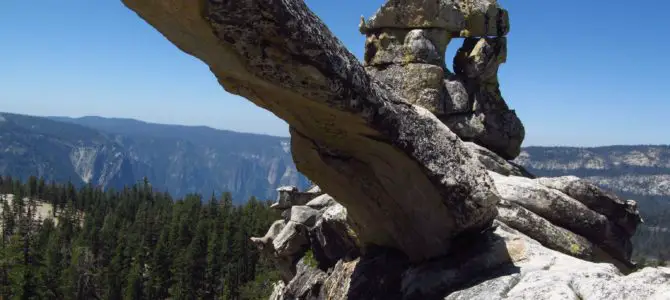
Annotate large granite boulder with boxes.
[122,0,501,262]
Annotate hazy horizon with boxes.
[3,110,668,148]
[2,0,668,147]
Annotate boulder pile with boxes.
[120,0,669,298]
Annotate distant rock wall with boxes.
[0,113,309,202]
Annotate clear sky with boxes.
[1,0,668,146]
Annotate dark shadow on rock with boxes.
[400,225,521,300]
[344,225,521,300]
[346,246,410,300]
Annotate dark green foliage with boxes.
[0,175,281,300]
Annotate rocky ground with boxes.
[0,194,59,230]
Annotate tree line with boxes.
[630,194,670,266]
[0,175,280,299]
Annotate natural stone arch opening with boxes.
[445,36,464,74]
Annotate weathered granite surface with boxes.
[123,0,501,262]
[121,1,662,299]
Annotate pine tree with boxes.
[63,244,97,300]
[146,227,171,300]
[6,231,28,299]
[124,254,145,300]
[1,195,14,240]
[105,234,129,300]
[41,225,64,299]
[205,226,224,298]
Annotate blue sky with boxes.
[1,0,668,146]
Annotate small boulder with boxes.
[454,37,507,81]
[442,110,525,159]
[366,63,446,115]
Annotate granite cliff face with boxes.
[0,113,135,189]
[121,0,669,298]
[57,116,310,201]
[0,113,308,202]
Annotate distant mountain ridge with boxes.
[514,145,670,197]
[0,112,309,203]
[2,112,667,204]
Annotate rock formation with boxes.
[122,0,502,263]
[259,188,659,299]
[251,190,358,285]
[361,0,524,159]
[121,0,668,299]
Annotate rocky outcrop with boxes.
[536,176,642,235]
[122,0,665,299]
[265,197,667,299]
[251,188,359,284]
[489,172,639,267]
[123,0,502,262]
[361,0,524,159]
[442,36,524,159]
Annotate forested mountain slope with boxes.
[0,112,309,203]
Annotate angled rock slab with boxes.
[489,172,633,264]
[536,176,642,235]
[273,186,323,210]
[122,0,501,261]
[496,200,595,261]
[464,142,533,177]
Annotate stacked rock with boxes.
[361,0,524,159]
[250,186,359,289]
